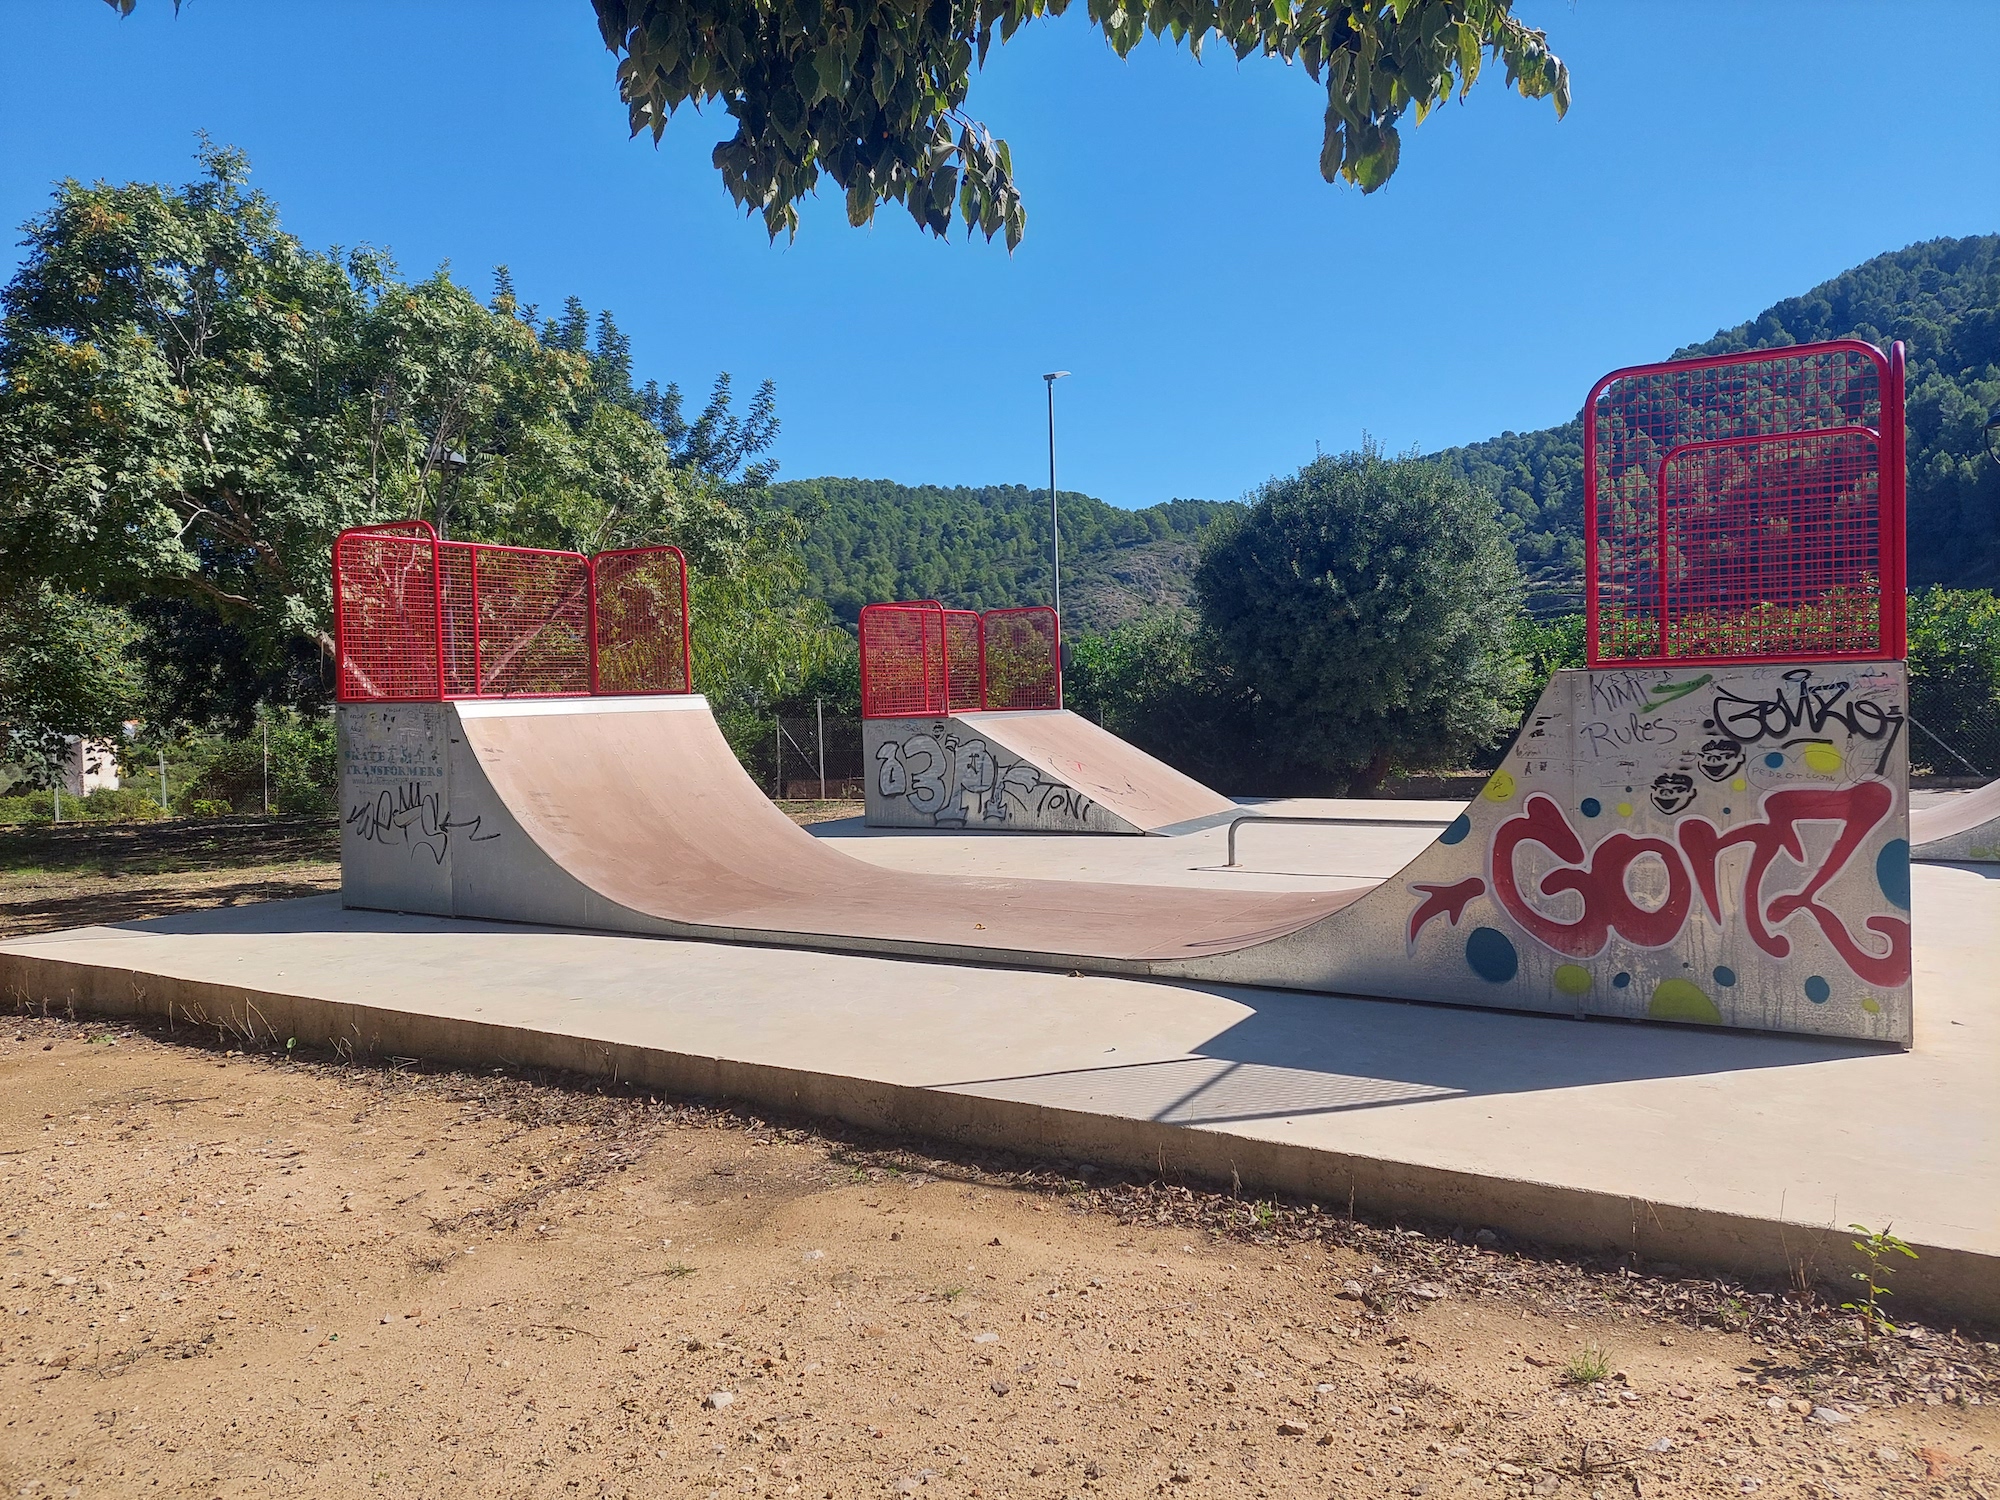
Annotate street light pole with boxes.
[1043,371,1070,623]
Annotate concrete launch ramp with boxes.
[862,708,1235,834]
[1910,777,2000,863]
[342,659,1913,1045]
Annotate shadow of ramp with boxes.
[929,982,1879,1126]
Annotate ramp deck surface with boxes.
[2,857,1993,1320]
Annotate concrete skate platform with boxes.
[2,857,1994,1324]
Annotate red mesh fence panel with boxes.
[859,603,947,718]
[437,543,479,697]
[944,610,985,713]
[592,547,692,694]
[468,546,592,696]
[334,527,440,701]
[1585,339,1903,666]
[1656,431,1882,661]
[981,607,1061,710]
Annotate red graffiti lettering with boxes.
[1407,876,1486,947]
[1678,783,1908,987]
[1491,795,1691,956]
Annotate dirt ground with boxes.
[0,1016,1991,1500]
[0,803,862,941]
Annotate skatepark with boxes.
[4,338,1997,1323]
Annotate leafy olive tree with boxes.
[104,1,1569,248]
[1195,445,1523,791]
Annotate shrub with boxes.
[76,786,167,822]
[177,711,339,815]
[1195,446,1524,792]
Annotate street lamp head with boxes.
[1043,370,1070,382]
[1985,407,2000,465]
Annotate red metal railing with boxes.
[859,601,1061,718]
[943,610,985,713]
[1583,339,1906,667]
[981,606,1062,710]
[857,601,950,718]
[333,520,693,702]
[592,546,693,695]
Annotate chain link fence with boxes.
[1909,683,2000,781]
[734,712,864,800]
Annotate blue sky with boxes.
[3,2,1997,509]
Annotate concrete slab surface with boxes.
[3,858,1994,1321]
[811,797,1461,892]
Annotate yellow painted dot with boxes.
[1482,769,1516,803]
[1616,801,1634,817]
[1802,743,1843,774]
[1730,776,1747,792]
[1553,964,1593,997]
[1648,978,1721,1024]
[1860,996,1882,1015]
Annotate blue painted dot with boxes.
[1875,839,1911,911]
[1439,814,1472,846]
[1713,966,1737,988]
[1612,972,1632,989]
[1721,807,1732,816]
[1465,927,1519,984]
[1804,975,1831,1004]
[1580,798,1601,818]
[1764,752,1785,769]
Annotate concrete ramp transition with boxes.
[1910,777,2000,864]
[341,660,1912,1045]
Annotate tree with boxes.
[0,584,143,786]
[1063,613,1261,789]
[1195,445,1523,791]
[1905,586,2000,777]
[104,0,1568,248]
[0,143,776,726]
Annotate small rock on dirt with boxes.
[703,1391,735,1410]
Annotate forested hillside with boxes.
[764,478,1239,630]
[781,236,2000,624]
[1436,234,2000,602]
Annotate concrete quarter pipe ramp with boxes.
[862,709,1236,834]
[340,657,1912,1045]
[856,600,1236,834]
[1910,779,2000,863]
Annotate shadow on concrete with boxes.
[86,895,1887,1131]
[925,982,1884,1128]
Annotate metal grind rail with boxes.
[1224,813,1457,869]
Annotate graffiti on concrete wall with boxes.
[1399,663,1911,1032]
[339,706,499,865]
[869,720,1101,831]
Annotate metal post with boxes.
[52,784,60,825]
[1043,371,1070,624]
[262,721,271,815]
[816,697,827,800]
[159,748,168,812]
[774,718,782,800]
